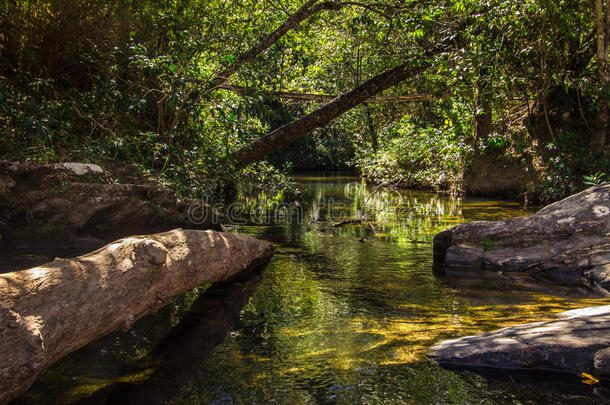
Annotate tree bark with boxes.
[592,0,609,155]
[230,55,437,167]
[0,229,273,403]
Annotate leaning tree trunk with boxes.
[592,0,609,155]
[0,229,273,404]
[230,52,438,167]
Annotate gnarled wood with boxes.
[0,229,273,403]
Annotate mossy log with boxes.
[0,229,273,403]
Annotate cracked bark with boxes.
[0,229,273,403]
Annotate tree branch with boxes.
[218,84,471,103]
[230,48,443,167]
[201,0,407,95]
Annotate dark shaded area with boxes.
[438,364,610,402]
[77,273,262,405]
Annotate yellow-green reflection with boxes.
[188,174,610,404]
[19,174,610,404]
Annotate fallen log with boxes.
[0,229,273,404]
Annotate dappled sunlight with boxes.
[21,175,610,404]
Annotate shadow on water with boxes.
[14,273,263,405]
[439,364,610,401]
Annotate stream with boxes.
[15,174,610,404]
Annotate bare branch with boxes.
[218,84,472,103]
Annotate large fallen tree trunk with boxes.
[0,229,273,404]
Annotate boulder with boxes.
[428,305,610,378]
[0,160,223,271]
[433,183,610,294]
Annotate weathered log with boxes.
[0,229,273,404]
[433,182,610,293]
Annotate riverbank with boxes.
[0,160,223,273]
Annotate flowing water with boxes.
[16,174,610,404]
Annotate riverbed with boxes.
[15,174,610,404]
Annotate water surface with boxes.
[17,174,610,404]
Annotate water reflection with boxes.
[16,174,610,404]
[15,275,262,405]
[93,274,262,404]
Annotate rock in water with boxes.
[433,183,610,294]
[428,305,610,377]
[0,229,273,403]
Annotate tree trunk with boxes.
[365,105,378,151]
[592,0,609,155]
[0,229,273,403]
[202,0,344,94]
[474,90,492,141]
[218,84,469,103]
[230,55,436,167]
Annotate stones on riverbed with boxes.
[428,305,610,378]
[433,183,610,294]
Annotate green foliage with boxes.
[537,132,609,204]
[354,100,473,191]
[583,172,607,186]
[0,0,607,204]
[478,238,496,252]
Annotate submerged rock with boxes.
[433,183,610,294]
[428,305,610,378]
